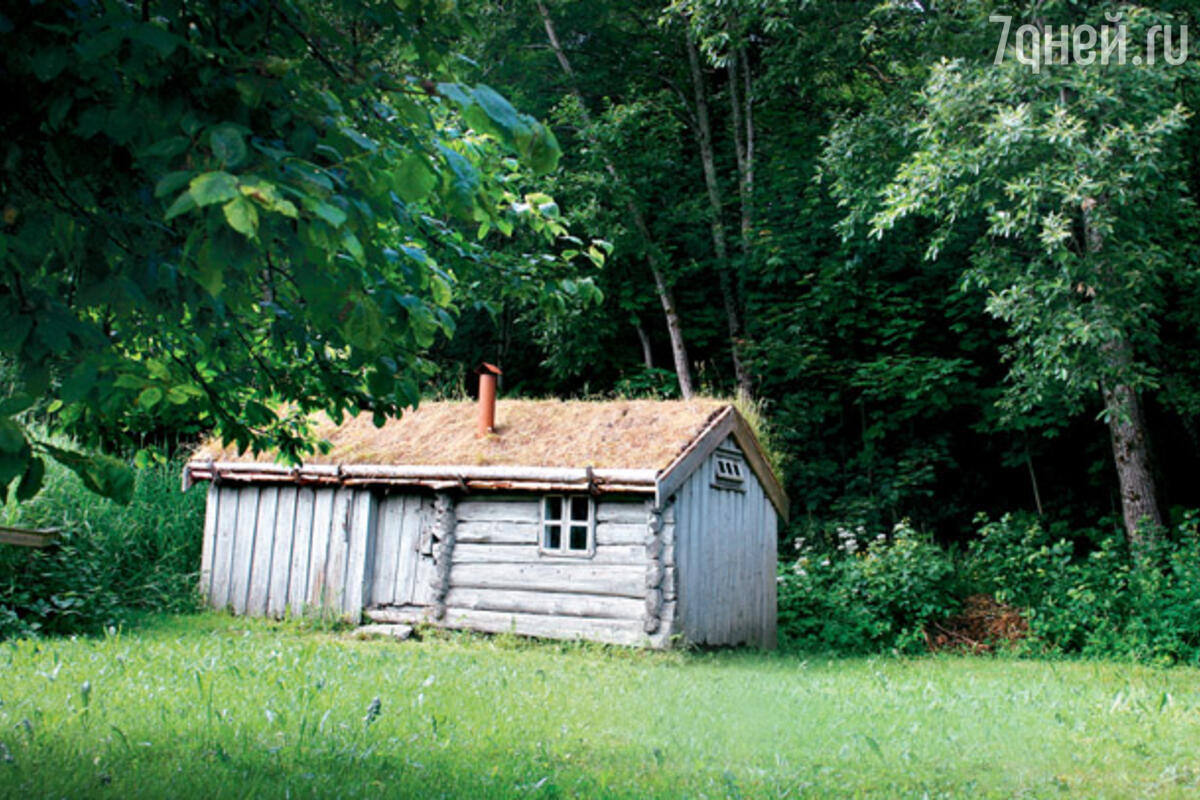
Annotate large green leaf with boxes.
[0,312,31,353]
[222,196,259,237]
[0,450,26,490]
[43,444,135,505]
[395,153,438,203]
[437,145,479,219]
[188,171,239,207]
[210,123,248,168]
[343,298,385,349]
[164,191,197,220]
[305,198,347,228]
[0,393,33,416]
[0,419,29,488]
[470,85,524,139]
[0,417,24,453]
[15,456,44,502]
[155,170,193,199]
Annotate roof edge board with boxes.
[185,461,658,486]
[654,406,789,520]
[725,411,790,520]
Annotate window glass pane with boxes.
[570,496,590,522]
[544,496,562,520]
[569,525,589,551]
[544,524,561,549]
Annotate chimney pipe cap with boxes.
[474,362,503,376]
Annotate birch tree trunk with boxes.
[535,0,694,398]
[1083,200,1162,549]
[634,319,654,370]
[685,32,753,399]
[727,44,755,263]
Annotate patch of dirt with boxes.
[924,594,1028,653]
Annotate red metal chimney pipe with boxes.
[475,362,502,437]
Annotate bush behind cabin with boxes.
[777,510,1200,664]
[0,458,204,638]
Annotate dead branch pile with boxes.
[924,594,1028,654]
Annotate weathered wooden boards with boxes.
[433,496,656,646]
[203,485,378,618]
[0,526,60,548]
[438,608,647,647]
[672,438,777,648]
[199,450,776,649]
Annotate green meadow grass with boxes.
[2,615,1200,798]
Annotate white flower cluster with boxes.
[835,525,867,554]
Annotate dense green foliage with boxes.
[967,510,1200,663]
[778,521,959,654]
[0,0,595,500]
[442,0,1200,547]
[4,615,1200,797]
[0,458,204,638]
[778,509,1200,663]
[4,0,1196,539]
[4,0,1200,658]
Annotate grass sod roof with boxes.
[196,398,733,473]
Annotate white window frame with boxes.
[539,494,595,558]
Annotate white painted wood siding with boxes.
[671,436,777,648]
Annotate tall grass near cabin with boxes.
[0,458,205,637]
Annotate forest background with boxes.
[2,0,1199,658]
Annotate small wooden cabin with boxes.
[184,398,788,648]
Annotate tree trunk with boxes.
[536,0,694,398]
[634,319,654,369]
[728,43,755,261]
[1101,368,1161,547]
[685,32,752,399]
[1083,199,1162,548]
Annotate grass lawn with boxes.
[2,615,1200,798]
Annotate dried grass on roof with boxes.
[197,398,731,472]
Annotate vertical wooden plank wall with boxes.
[199,483,219,597]
[394,495,423,604]
[246,487,279,615]
[227,489,260,614]
[343,491,377,616]
[267,487,298,618]
[287,488,316,615]
[201,484,373,620]
[305,488,336,608]
[367,495,405,607]
[672,437,777,648]
[365,494,439,610]
[209,485,241,608]
[412,496,439,606]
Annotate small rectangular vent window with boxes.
[713,454,746,490]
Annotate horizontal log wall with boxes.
[441,495,652,646]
